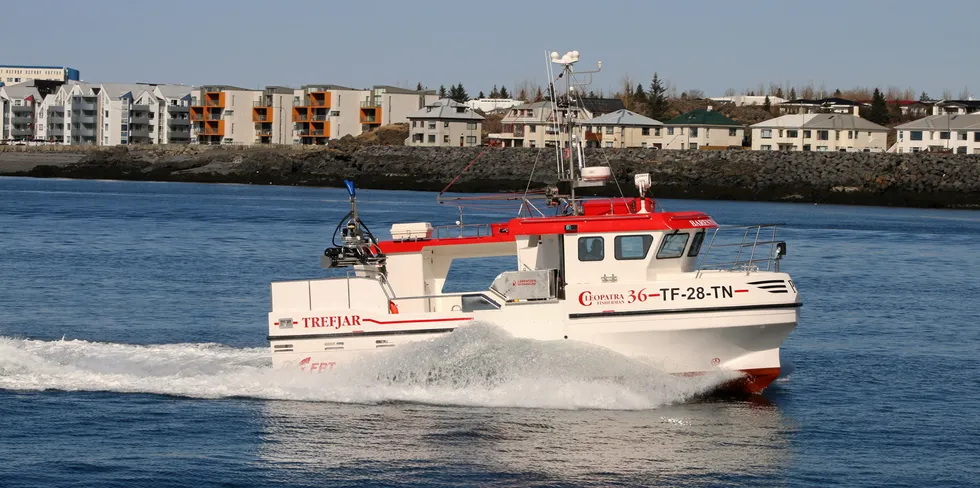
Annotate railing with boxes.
[697,224,786,275]
[431,223,494,239]
[253,101,272,107]
[311,114,328,120]
[253,114,269,121]
[360,100,380,107]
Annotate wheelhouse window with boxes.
[688,231,706,257]
[656,233,690,259]
[578,237,604,261]
[614,235,653,260]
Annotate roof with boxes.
[374,85,436,95]
[154,84,192,99]
[0,84,42,101]
[583,109,662,126]
[895,113,980,130]
[0,65,73,70]
[579,97,626,115]
[663,109,741,127]
[200,85,250,91]
[407,98,485,121]
[302,84,358,91]
[752,113,889,131]
[99,83,153,99]
[784,97,864,106]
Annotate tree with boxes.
[478,90,485,99]
[724,87,736,96]
[499,86,509,98]
[833,88,842,97]
[633,83,647,113]
[789,87,797,100]
[920,91,932,101]
[646,72,669,121]
[775,87,784,99]
[763,95,772,112]
[416,82,424,91]
[534,86,544,102]
[438,85,447,98]
[448,83,469,103]
[490,85,500,98]
[960,86,972,99]
[867,88,890,125]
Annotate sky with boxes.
[2,0,978,99]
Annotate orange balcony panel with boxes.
[309,91,331,109]
[292,107,310,122]
[310,121,331,138]
[252,107,273,123]
[585,131,602,142]
[190,107,205,122]
[204,92,226,108]
[200,120,225,136]
[360,108,382,125]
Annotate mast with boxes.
[549,50,602,214]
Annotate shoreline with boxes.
[1,145,978,210]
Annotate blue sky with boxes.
[1,0,977,98]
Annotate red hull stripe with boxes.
[361,317,474,325]
[735,289,749,293]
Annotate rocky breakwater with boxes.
[2,144,979,208]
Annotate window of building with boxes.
[911,131,923,141]
[466,136,477,144]
[428,134,435,143]
[787,129,798,138]
[667,127,674,135]
[656,233,690,259]
[761,145,772,150]
[817,146,828,151]
[529,141,536,148]
[940,131,950,140]
[803,130,811,139]
[578,237,604,261]
[444,121,449,128]
[974,132,980,142]
[605,141,613,148]
[428,122,436,129]
[614,235,653,260]
[817,130,829,140]
[467,122,477,130]
[529,125,536,133]
[443,135,449,143]
[761,129,772,139]
[655,128,661,136]
[688,143,697,149]
[958,132,967,141]
[728,128,736,137]
[412,121,416,128]
[956,146,967,154]
[527,110,534,117]
[641,127,650,136]
[605,126,614,135]
[690,127,699,137]
[331,111,339,116]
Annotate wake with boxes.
[0,324,738,410]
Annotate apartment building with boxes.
[495,98,626,147]
[190,86,259,145]
[249,86,294,145]
[778,97,864,116]
[153,85,192,144]
[751,114,889,152]
[290,85,369,145]
[406,99,484,147]
[661,109,744,149]
[0,65,79,86]
[0,84,41,141]
[894,114,980,154]
[581,109,663,148]
[465,98,523,114]
[359,85,438,133]
[709,95,787,107]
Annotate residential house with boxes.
[709,95,787,107]
[893,114,980,154]
[580,109,663,148]
[0,83,41,141]
[0,65,79,85]
[931,100,980,115]
[406,99,484,147]
[60,83,100,145]
[359,85,438,134]
[661,109,744,150]
[290,85,369,145]
[153,84,192,144]
[495,98,626,148]
[778,97,863,116]
[190,85,259,145]
[98,84,159,145]
[751,114,889,152]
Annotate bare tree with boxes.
[959,86,972,99]
[768,82,780,96]
[942,88,954,100]
[684,88,705,99]
[757,82,766,96]
[800,82,815,99]
[902,87,915,100]
[724,87,737,96]
[885,85,903,101]
[617,74,637,110]
[513,80,538,102]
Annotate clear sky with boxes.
[1,0,977,98]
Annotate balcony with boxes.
[131,113,150,124]
[252,107,272,123]
[168,104,188,112]
[168,117,190,126]
[292,108,310,122]
[130,126,150,137]
[295,129,311,136]
[11,127,33,136]
[360,99,381,108]
[203,94,223,107]
[12,115,34,124]
[359,107,381,125]
[190,112,205,122]
[71,100,97,111]
[11,105,34,113]
[199,126,223,136]
[308,93,331,108]
[311,113,329,121]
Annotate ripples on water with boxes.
[1,177,978,487]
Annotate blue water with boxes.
[1,177,978,487]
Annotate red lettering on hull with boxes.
[302,315,362,329]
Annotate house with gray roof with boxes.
[751,113,889,152]
[894,113,980,154]
[0,83,42,141]
[581,109,663,148]
[493,98,625,148]
[406,98,484,147]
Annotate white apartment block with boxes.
[581,109,663,148]
[0,65,79,85]
[153,85,192,144]
[0,84,41,142]
[464,98,523,113]
[358,85,438,135]
[288,85,373,145]
[751,114,890,152]
[406,99,484,147]
[661,109,744,149]
[710,95,787,107]
[191,86,262,145]
[894,114,980,154]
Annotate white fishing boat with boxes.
[266,51,800,394]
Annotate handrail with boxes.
[344,269,395,308]
[697,224,785,275]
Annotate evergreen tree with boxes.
[534,86,544,102]
[499,86,509,98]
[438,85,447,99]
[789,87,797,100]
[478,90,485,99]
[763,95,772,112]
[833,88,842,97]
[416,82,424,91]
[448,83,469,103]
[868,88,890,125]
[646,72,670,121]
[919,91,931,101]
[517,87,528,101]
[775,87,784,99]
[489,85,499,98]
